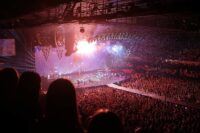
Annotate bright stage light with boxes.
[76,40,96,55]
[112,45,123,53]
[106,44,123,56]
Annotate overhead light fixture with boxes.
[80,27,85,33]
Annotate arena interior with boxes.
[1,0,200,133]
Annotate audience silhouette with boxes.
[0,67,19,132]
[87,108,123,133]
[0,67,19,108]
[0,68,126,133]
[44,78,85,133]
[15,71,42,133]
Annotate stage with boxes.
[41,69,130,92]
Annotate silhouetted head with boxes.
[15,71,41,133]
[0,67,19,94]
[17,71,41,106]
[0,67,19,104]
[46,78,78,122]
[88,108,123,133]
[0,68,19,133]
[45,78,84,133]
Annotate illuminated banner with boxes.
[41,46,51,61]
[55,26,65,47]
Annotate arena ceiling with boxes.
[0,0,199,29]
